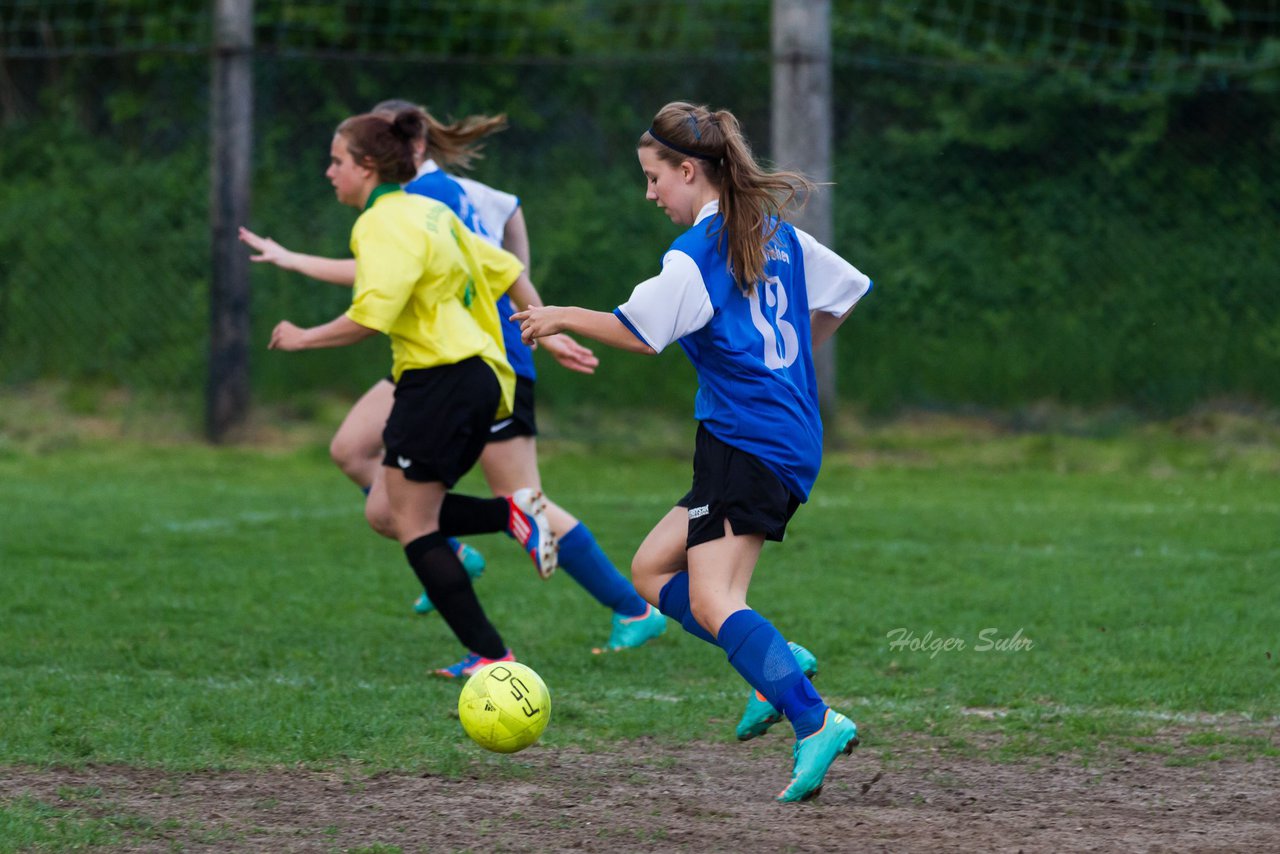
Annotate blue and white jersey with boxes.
[614,201,871,500]
[403,160,534,381]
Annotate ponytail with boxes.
[372,98,508,171]
[423,112,508,170]
[640,102,814,295]
[336,109,422,184]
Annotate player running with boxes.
[267,107,566,675]
[243,101,665,671]
[515,101,871,802]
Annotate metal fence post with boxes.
[207,0,254,441]
[772,0,835,417]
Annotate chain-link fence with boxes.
[2,0,1278,421]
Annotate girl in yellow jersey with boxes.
[268,109,555,676]
[244,101,668,663]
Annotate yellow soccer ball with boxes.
[458,662,551,753]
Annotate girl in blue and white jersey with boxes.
[514,101,871,802]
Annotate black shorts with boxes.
[487,375,537,443]
[382,358,500,487]
[677,423,801,548]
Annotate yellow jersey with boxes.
[345,186,523,418]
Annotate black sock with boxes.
[438,494,510,537]
[404,532,506,658]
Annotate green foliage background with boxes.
[1,1,1278,417]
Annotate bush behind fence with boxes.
[1,1,1277,419]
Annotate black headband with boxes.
[647,126,719,162]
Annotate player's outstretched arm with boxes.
[504,273,600,373]
[513,306,656,356]
[536,333,600,374]
[239,227,358,286]
[269,315,377,352]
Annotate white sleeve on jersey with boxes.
[794,227,872,316]
[454,176,520,246]
[615,250,714,353]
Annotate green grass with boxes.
[1,406,1278,786]
[0,797,121,852]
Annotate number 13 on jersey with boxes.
[747,276,800,369]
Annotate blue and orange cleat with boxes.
[506,488,557,579]
[735,642,819,741]
[592,604,668,654]
[776,708,859,803]
[432,649,516,679]
[414,541,487,615]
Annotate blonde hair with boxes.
[639,101,814,295]
[372,99,507,171]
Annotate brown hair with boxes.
[372,99,508,171]
[335,109,424,183]
[639,101,814,295]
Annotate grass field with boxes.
[1,395,1278,850]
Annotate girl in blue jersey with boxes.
[514,101,871,802]
[241,102,666,673]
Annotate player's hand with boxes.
[239,227,295,270]
[537,333,598,375]
[268,320,308,351]
[512,306,568,344]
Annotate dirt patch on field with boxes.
[3,733,1278,853]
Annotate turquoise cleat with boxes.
[592,604,668,654]
[414,541,486,615]
[734,642,818,741]
[776,708,859,803]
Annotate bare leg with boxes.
[379,467,446,545]
[363,466,396,540]
[330,379,395,489]
[685,521,765,638]
[630,507,692,606]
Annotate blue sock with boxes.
[717,609,827,740]
[361,485,371,496]
[558,523,648,617]
[657,572,716,645]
